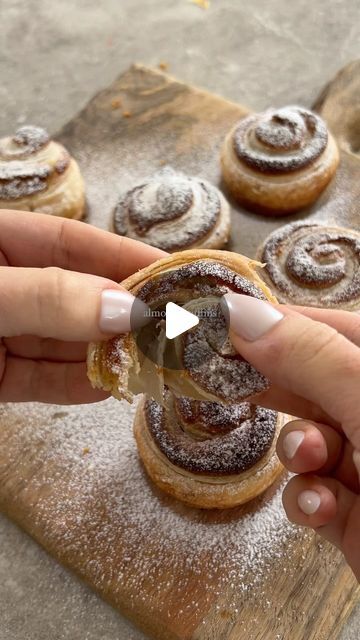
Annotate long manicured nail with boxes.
[100,289,135,333]
[223,294,283,341]
[298,490,321,515]
[353,450,360,475]
[283,430,305,460]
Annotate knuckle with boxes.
[258,335,285,364]
[53,217,71,269]
[113,235,125,279]
[0,269,15,329]
[284,320,340,371]
[36,267,66,330]
[301,328,340,366]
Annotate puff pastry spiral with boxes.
[0,125,85,219]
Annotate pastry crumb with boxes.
[82,447,90,456]
[158,61,169,71]
[111,97,122,109]
[190,0,210,8]
[122,110,132,118]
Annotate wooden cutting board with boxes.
[0,63,359,640]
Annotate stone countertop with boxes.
[0,1,359,638]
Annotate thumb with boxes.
[0,266,136,341]
[224,294,360,450]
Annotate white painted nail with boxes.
[298,490,321,515]
[282,430,305,460]
[99,289,135,334]
[224,293,284,341]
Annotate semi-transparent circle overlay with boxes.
[130,294,230,370]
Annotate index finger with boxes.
[225,294,360,449]
[286,305,360,348]
[0,210,166,280]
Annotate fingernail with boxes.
[100,289,135,334]
[298,490,321,515]
[353,450,360,474]
[223,294,283,341]
[282,430,305,460]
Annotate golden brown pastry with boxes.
[257,221,360,310]
[134,391,285,508]
[221,106,339,215]
[87,249,277,404]
[112,167,230,251]
[0,125,85,219]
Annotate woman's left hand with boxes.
[0,210,165,404]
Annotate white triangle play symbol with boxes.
[165,302,199,340]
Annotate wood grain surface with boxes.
[0,63,359,640]
[314,59,360,156]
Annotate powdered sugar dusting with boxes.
[181,300,269,401]
[136,260,267,303]
[175,396,252,433]
[104,261,270,402]
[12,126,50,155]
[0,397,298,620]
[113,166,224,251]
[233,106,328,173]
[0,125,55,200]
[0,161,51,199]
[145,395,277,474]
[0,125,50,160]
[0,68,352,638]
[260,221,360,308]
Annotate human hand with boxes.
[0,210,165,404]
[225,293,360,580]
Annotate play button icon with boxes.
[130,281,230,371]
[165,302,199,340]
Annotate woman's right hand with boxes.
[225,293,360,581]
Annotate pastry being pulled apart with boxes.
[134,391,285,509]
[221,106,339,215]
[87,249,277,405]
[257,221,360,310]
[0,125,85,219]
[112,167,230,251]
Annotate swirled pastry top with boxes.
[232,106,329,174]
[87,250,278,405]
[258,221,360,309]
[144,392,278,475]
[135,260,270,402]
[0,126,71,201]
[113,167,230,251]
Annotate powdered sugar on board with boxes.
[0,397,300,622]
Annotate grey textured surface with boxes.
[0,1,359,638]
